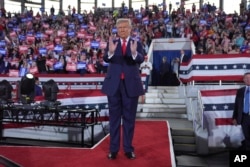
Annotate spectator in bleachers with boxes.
[0,56,11,74]
[77,52,89,75]
[234,33,245,48]
[36,54,47,74]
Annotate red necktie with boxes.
[122,39,126,55]
[121,39,126,79]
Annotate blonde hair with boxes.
[116,18,132,28]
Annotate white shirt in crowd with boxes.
[140,60,152,75]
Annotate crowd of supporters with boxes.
[0,2,250,76]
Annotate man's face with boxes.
[117,21,131,39]
[244,74,250,86]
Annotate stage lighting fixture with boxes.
[42,79,59,102]
[19,73,35,104]
[0,80,13,104]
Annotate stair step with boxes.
[145,98,185,104]
[167,119,193,130]
[144,86,197,155]
[136,112,188,119]
[145,93,180,98]
[142,108,186,113]
[138,103,186,109]
[174,144,197,153]
[171,129,195,136]
[172,136,196,144]
[148,86,179,91]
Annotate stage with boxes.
[0,120,176,167]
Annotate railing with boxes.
[180,54,250,84]
[0,102,103,147]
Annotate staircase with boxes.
[136,86,197,154]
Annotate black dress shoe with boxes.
[107,152,117,160]
[125,152,136,159]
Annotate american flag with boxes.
[200,89,244,147]
[201,89,236,126]
[180,54,250,83]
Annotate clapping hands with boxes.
[108,37,137,55]
[108,37,118,55]
[130,40,137,55]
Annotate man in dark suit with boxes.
[159,56,171,86]
[232,72,250,150]
[34,77,42,97]
[180,49,189,64]
[101,18,144,160]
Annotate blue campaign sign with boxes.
[67,31,75,37]
[164,18,170,24]
[0,48,6,55]
[240,22,246,27]
[27,17,33,21]
[136,13,142,19]
[54,45,63,52]
[78,14,83,19]
[36,32,42,38]
[123,7,129,14]
[39,48,47,54]
[245,25,250,31]
[69,23,75,29]
[200,20,207,25]
[19,35,26,41]
[27,31,33,36]
[81,24,88,29]
[153,20,159,24]
[132,36,140,42]
[112,28,117,33]
[77,62,87,69]
[143,20,149,25]
[134,9,139,13]
[40,7,45,12]
[13,27,21,32]
[21,18,27,23]
[54,62,63,70]
[91,41,100,49]
[12,18,17,23]
[7,23,14,28]
[0,41,6,47]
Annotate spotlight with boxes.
[42,79,59,102]
[0,80,13,104]
[19,73,35,104]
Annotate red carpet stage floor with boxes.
[0,120,176,167]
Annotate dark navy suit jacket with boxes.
[101,38,144,97]
[233,87,246,124]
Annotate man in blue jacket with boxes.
[101,18,144,160]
